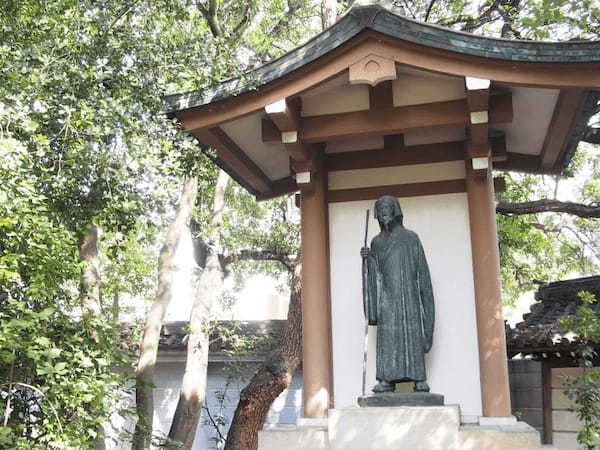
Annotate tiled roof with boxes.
[159,320,286,362]
[164,4,600,115]
[506,276,600,355]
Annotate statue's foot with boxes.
[372,380,394,393]
[414,381,430,392]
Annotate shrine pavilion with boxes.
[165,3,600,448]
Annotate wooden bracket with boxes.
[349,53,397,86]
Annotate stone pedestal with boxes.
[329,406,458,449]
[258,406,541,450]
[358,392,444,407]
[259,424,327,450]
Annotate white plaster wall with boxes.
[328,161,465,190]
[328,193,483,422]
[393,73,466,107]
[105,363,303,450]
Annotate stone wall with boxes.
[509,359,543,437]
[550,367,584,450]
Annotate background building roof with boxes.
[507,276,600,357]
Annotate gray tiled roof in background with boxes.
[159,320,287,362]
[506,276,600,353]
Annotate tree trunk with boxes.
[168,170,229,449]
[224,261,302,450]
[496,199,600,218]
[320,0,337,29]
[132,176,199,450]
[80,225,102,315]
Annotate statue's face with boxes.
[376,201,395,230]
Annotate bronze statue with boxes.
[361,196,435,394]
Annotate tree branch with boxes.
[424,0,437,22]
[529,222,562,233]
[496,199,600,218]
[223,250,295,271]
[197,0,222,37]
[582,127,600,144]
[231,0,254,40]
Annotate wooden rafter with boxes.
[255,176,298,201]
[193,127,273,194]
[540,88,587,170]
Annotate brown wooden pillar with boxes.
[466,161,512,417]
[300,158,333,418]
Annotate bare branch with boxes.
[529,222,562,233]
[424,0,437,22]
[223,250,295,271]
[202,406,226,443]
[437,0,502,32]
[231,0,254,39]
[496,199,600,218]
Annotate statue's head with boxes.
[374,196,403,231]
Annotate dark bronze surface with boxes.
[362,196,435,393]
[358,392,444,407]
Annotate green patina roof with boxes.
[164,4,600,114]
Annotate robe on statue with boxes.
[366,226,435,383]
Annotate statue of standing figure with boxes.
[361,196,435,394]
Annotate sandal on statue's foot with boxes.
[372,380,394,393]
[414,381,430,392]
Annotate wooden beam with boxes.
[193,127,273,194]
[324,134,506,172]
[465,79,492,178]
[467,84,490,145]
[369,80,394,109]
[493,176,506,193]
[291,158,315,173]
[265,98,314,168]
[325,140,465,172]
[327,179,467,203]
[540,88,587,170]
[282,131,311,161]
[465,77,491,111]
[255,176,298,201]
[495,153,550,174]
[491,133,507,162]
[300,92,512,143]
[262,118,281,143]
[265,98,301,132]
[384,133,404,148]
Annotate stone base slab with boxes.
[258,425,327,450]
[459,423,541,450]
[329,405,460,450]
[258,406,541,450]
[358,392,444,407]
[479,415,518,426]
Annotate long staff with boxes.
[361,209,370,396]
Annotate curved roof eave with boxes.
[164,4,600,114]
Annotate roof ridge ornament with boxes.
[351,1,386,28]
